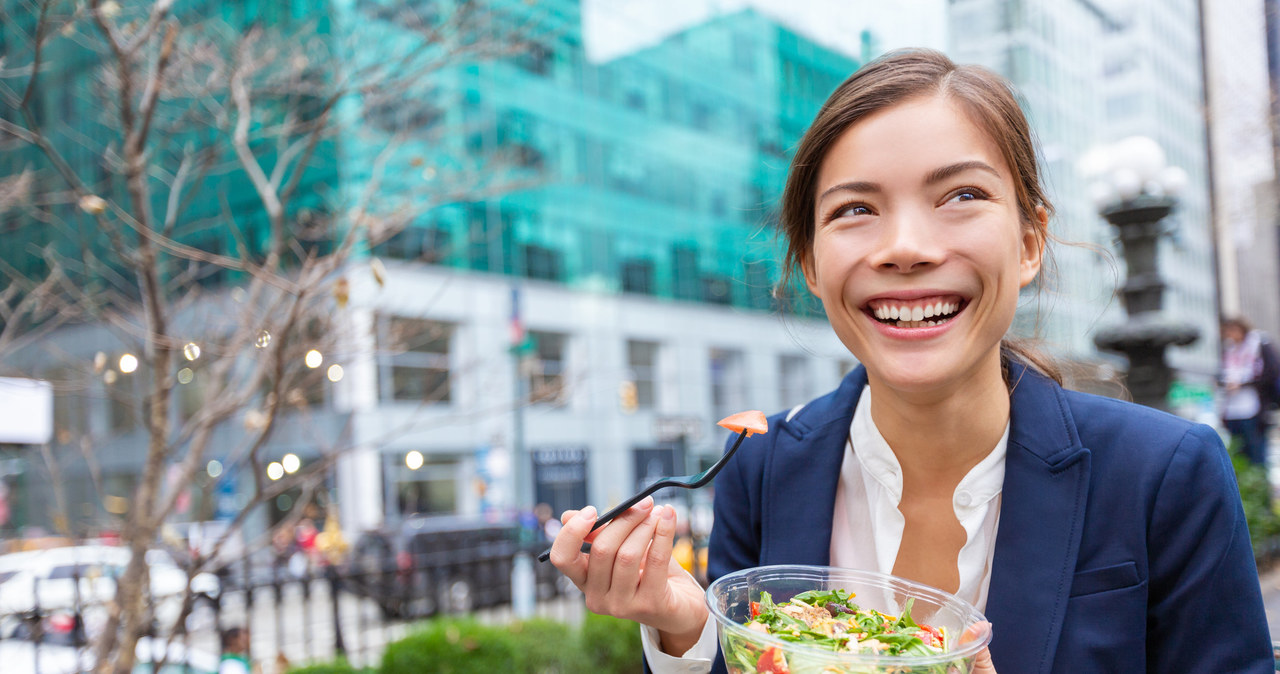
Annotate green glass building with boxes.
[0,0,869,534]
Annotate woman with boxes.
[1220,316,1274,467]
[548,49,1272,673]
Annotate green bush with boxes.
[379,612,646,674]
[285,661,358,674]
[381,618,519,674]
[579,612,643,674]
[1228,441,1280,553]
[506,617,590,674]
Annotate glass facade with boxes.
[949,0,1218,382]
[2,0,863,317]
[1099,0,1218,378]
[354,0,862,312]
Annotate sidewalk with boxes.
[1262,565,1280,641]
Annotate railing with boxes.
[0,544,583,674]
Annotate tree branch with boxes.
[18,0,52,109]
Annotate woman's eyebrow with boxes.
[818,161,1001,203]
[818,180,881,202]
[924,160,1001,185]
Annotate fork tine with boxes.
[537,412,766,563]
[691,427,751,487]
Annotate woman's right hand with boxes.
[548,496,709,655]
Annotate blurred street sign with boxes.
[0,377,52,444]
[214,470,239,521]
[1167,380,1213,406]
[653,415,702,443]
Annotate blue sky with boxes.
[582,0,948,62]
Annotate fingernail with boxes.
[577,505,596,521]
[638,496,654,509]
[660,505,675,520]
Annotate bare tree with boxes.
[0,0,552,671]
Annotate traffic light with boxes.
[619,380,638,413]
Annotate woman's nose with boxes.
[867,213,944,272]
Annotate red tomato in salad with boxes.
[750,601,762,618]
[756,646,789,673]
[918,624,944,647]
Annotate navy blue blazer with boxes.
[705,363,1273,673]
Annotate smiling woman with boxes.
[547,49,1274,674]
[803,95,1041,406]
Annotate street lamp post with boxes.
[1081,137,1199,411]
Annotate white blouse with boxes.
[641,388,1008,673]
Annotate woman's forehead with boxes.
[815,95,1013,191]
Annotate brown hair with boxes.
[778,48,1062,385]
[1221,316,1253,333]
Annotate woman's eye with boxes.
[836,203,873,218]
[947,188,987,203]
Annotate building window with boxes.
[621,258,655,295]
[380,316,453,403]
[627,340,659,410]
[702,275,732,305]
[516,42,553,75]
[528,330,567,406]
[523,243,563,282]
[390,454,459,518]
[744,260,774,311]
[672,244,699,301]
[778,355,811,407]
[44,368,86,441]
[177,370,205,424]
[381,225,451,264]
[709,348,746,419]
[107,365,146,435]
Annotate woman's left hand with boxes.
[961,621,996,674]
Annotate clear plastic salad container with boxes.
[706,565,991,674]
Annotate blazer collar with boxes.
[759,366,867,566]
[985,361,1091,673]
[759,362,1091,674]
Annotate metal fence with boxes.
[0,543,584,674]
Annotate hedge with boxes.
[366,612,642,674]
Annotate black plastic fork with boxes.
[536,427,753,563]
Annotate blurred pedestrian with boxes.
[535,502,561,542]
[1219,317,1278,466]
[219,627,252,674]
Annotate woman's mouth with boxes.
[865,296,966,329]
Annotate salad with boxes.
[730,588,949,673]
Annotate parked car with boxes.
[345,515,569,619]
[0,545,220,639]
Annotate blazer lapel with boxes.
[985,364,1092,674]
[760,368,866,566]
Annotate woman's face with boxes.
[804,94,1043,397]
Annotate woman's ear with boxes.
[801,252,822,299]
[1019,206,1048,288]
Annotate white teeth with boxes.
[873,301,963,325]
